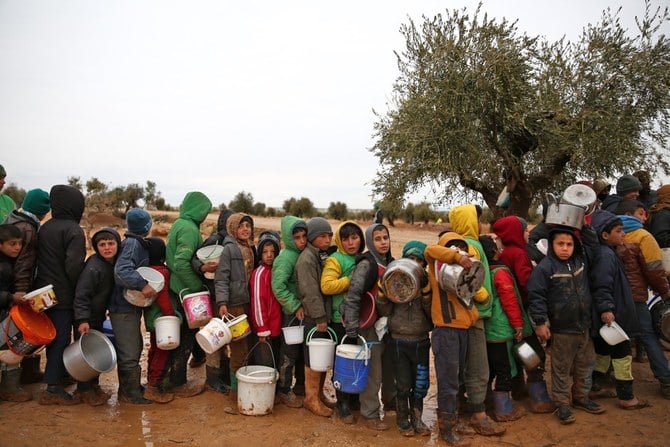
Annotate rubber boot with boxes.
[438,411,470,446]
[660,376,670,399]
[75,381,109,406]
[335,390,355,424]
[303,367,332,417]
[396,397,413,436]
[491,390,525,422]
[144,385,174,403]
[590,370,616,398]
[318,369,336,409]
[20,355,43,384]
[410,398,431,436]
[527,381,555,413]
[510,372,527,401]
[220,353,232,388]
[205,366,230,394]
[118,369,153,405]
[0,367,32,402]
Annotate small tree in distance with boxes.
[228,191,254,214]
[328,201,348,220]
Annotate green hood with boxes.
[179,191,212,225]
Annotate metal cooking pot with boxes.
[435,256,485,308]
[382,258,424,303]
[512,341,541,371]
[545,193,586,229]
[561,183,597,215]
[650,297,670,342]
[63,329,117,382]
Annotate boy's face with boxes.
[293,229,307,252]
[622,191,640,200]
[552,233,574,261]
[341,232,361,255]
[96,238,118,262]
[372,228,390,255]
[602,225,625,247]
[406,255,426,268]
[632,207,647,224]
[236,221,252,241]
[261,244,276,266]
[312,233,332,251]
[0,237,22,258]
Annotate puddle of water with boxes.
[142,410,153,447]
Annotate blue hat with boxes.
[126,208,152,236]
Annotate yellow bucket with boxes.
[224,314,251,341]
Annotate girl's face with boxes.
[96,238,118,262]
[261,244,276,266]
[341,232,361,255]
[372,228,390,255]
[236,221,252,241]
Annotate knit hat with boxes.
[307,217,332,243]
[0,164,6,177]
[257,231,280,256]
[146,237,166,265]
[402,240,427,262]
[616,175,642,196]
[126,208,152,236]
[593,178,611,196]
[21,188,50,216]
[591,209,621,235]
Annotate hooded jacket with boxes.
[296,241,334,325]
[271,215,307,315]
[214,212,255,309]
[527,228,592,334]
[74,228,122,328]
[5,209,41,292]
[34,185,86,309]
[320,221,364,323]
[166,191,212,296]
[448,204,492,318]
[190,208,234,285]
[492,216,534,304]
[425,232,487,329]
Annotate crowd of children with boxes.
[1,165,670,445]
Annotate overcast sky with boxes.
[1,1,666,210]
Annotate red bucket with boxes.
[342,292,377,330]
[0,304,56,355]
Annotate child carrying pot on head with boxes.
[375,240,432,437]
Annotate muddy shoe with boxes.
[365,417,390,431]
[469,414,505,436]
[572,398,605,414]
[293,384,305,396]
[144,385,174,403]
[39,386,81,406]
[92,384,112,402]
[278,390,303,408]
[77,389,108,406]
[170,382,205,398]
[557,405,576,425]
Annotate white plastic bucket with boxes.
[305,327,337,372]
[197,245,224,279]
[23,284,58,313]
[155,316,181,350]
[281,317,304,345]
[180,290,213,329]
[195,317,232,354]
[123,267,165,307]
[236,365,279,415]
[599,322,629,346]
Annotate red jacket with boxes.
[249,264,282,337]
[492,216,534,305]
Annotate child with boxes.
[143,237,176,403]
[478,235,528,422]
[528,226,605,424]
[589,209,648,410]
[249,231,282,370]
[73,227,121,406]
[5,188,50,384]
[214,212,256,393]
[375,239,432,437]
[295,216,334,417]
[320,221,367,426]
[0,224,31,402]
[35,185,87,406]
[110,208,157,405]
[271,215,308,408]
[425,232,489,445]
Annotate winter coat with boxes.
[484,265,532,342]
[296,242,333,325]
[249,264,282,337]
[110,234,151,313]
[4,209,40,293]
[601,194,623,213]
[492,216,534,304]
[527,228,592,334]
[271,216,307,315]
[425,232,488,330]
[73,228,121,327]
[648,208,670,248]
[214,234,252,309]
[0,252,15,317]
[34,185,86,309]
[166,191,211,296]
[448,204,493,318]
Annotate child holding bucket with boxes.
[375,240,432,437]
[249,231,282,370]
[72,227,122,406]
[0,223,32,402]
[320,221,366,426]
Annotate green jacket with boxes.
[166,191,212,296]
[0,194,15,223]
[484,266,532,342]
[271,215,306,315]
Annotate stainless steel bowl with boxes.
[382,259,424,303]
[512,341,541,371]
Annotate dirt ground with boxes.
[1,213,669,447]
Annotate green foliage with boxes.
[228,191,254,214]
[283,196,316,218]
[67,176,83,191]
[144,181,159,207]
[327,201,349,220]
[371,1,670,218]
[403,203,416,224]
[414,202,435,224]
[253,202,267,217]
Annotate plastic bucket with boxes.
[155,316,181,350]
[22,284,58,313]
[236,365,278,415]
[196,317,232,354]
[0,304,56,355]
[305,327,337,372]
[102,319,116,349]
[599,322,629,346]
[333,335,370,394]
[180,290,213,329]
[123,267,165,307]
[224,314,251,341]
[196,245,224,279]
[63,329,117,382]
[342,292,377,330]
[281,316,304,345]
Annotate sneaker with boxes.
[557,405,575,425]
[572,398,605,414]
[365,417,390,431]
[278,390,303,408]
[39,387,81,406]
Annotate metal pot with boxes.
[512,341,541,371]
[382,258,424,303]
[435,256,485,308]
[561,183,597,215]
[650,297,670,342]
[63,329,117,382]
[545,193,586,229]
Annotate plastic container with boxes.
[123,267,164,307]
[224,313,251,341]
[333,335,370,394]
[305,327,337,372]
[281,316,304,345]
[0,303,56,355]
[196,245,224,279]
[236,365,279,415]
[196,317,232,354]
[180,290,213,329]
[155,316,181,350]
[22,284,58,313]
[599,321,629,346]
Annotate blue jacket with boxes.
[110,234,150,313]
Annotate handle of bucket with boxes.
[287,315,303,327]
[340,334,369,362]
[178,288,191,302]
[244,341,277,371]
[305,326,338,344]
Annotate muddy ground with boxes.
[1,214,669,446]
